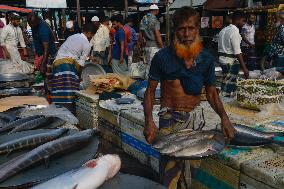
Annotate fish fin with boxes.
[44,156,50,169]
[6,150,13,157]
[72,184,78,189]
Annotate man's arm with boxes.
[235,54,249,78]
[143,80,159,144]
[18,28,28,56]
[241,34,254,47]
[119,40,125,64]
[205,85,236,139]
[0,27,10,59]
[154,30,163,48]
[138,31,144,48]
[40,42,49,76]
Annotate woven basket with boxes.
[236,79,284,110]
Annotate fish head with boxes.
[98,154,121,180]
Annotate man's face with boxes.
[112,21,119,30]
[248,15,256,25]
[11,19,20,27]
[93,21,100,28]
[237,17,246,28]
[175,16,199,47]
[86,32,95,41]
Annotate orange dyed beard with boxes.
[174,36,203,62]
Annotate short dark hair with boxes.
[10,12,21,20]
[232,11,245,22]
[83,23,96,33]
[172,6,200,29]
[101,16,110,23]
[111,14,124,24]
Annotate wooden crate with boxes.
[241,153,284,189]
[240,174,277,189]
[191,158,240,189]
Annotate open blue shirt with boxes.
[112,28,126,60]
[32,20,57,57]
[148,47,216,95]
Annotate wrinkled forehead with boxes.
[176,16,199,29]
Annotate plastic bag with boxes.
[129,61,146,79]
[19,104,78,125]
[248,70,262,79]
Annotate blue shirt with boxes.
[112,28,126,60]
[149,47,216,95]
[32,20,57,56]
[125,24,137,52]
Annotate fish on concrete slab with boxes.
[0,129,95,183]
[31,154,121,189]
[0,128,68,155]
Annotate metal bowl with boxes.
[0,73,30,82]
[81,63,106,89]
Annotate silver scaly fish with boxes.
[0,129,95,183]
[0,128,68,155]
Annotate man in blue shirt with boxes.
[110,14,128,75]
[27,13,58,99]
[124,17,138,67]
[143,7,235,189]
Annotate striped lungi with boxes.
[158,106,205,189]
[49,58,81,104]
[220,61,240,97]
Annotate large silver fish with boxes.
[152,129,195,149]
[0,115,43,133]
[230,124,280,146]
[8,116,53,134]
[0,128,68,155]
[0,129,95,183]
[170,133,225,158]
[157,131,216,154]
[31,155,121,189]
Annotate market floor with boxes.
[97,138,160,182]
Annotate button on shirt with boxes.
[90,24,110,52]
[0,24,26,47]
[55,33,92,66]
[241,23,255,47]
[218,24,242,64]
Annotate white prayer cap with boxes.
[66,21,73,29]
[149,4,159,10]
[91,16,99,22]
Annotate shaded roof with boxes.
[170,0,206,9]
[204,0,245,10]
[0,5,32,13]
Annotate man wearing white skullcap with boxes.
[64,20,79,40]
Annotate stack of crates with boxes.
[75,91,100,129]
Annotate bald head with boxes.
[27,13,40,29]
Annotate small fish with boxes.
[0,115,43,134]
[31,154,121,189]
[8,116,53,134]
[233,124,277,139]
[0,128,68,155]
[0,129,95,183]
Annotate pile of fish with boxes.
[0,111,100,186]
[228,124,284,146]
[0,129,95,183]
[153,130,226,158]
[31,154,121,189]
[0,115,66,134]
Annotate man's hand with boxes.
[144,120,158,144]
[23,48,28,56]
[221,117,236,139]
[243,68,249,79]
[4,50,10,59]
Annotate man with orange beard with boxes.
[143,7,235,189]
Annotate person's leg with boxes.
[111,59,129,75]
[128,51,133,69]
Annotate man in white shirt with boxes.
[241,14,256,70]
[90,16,110,68]
[0,13,33,73]
[218,11,249,97]
[49,23,96,113]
